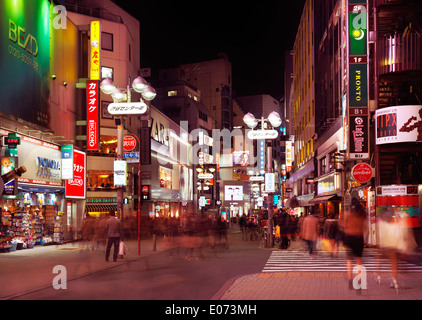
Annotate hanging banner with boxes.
[86,80,99,150]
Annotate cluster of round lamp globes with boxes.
[243,111,282,129]
[100,76,157,102]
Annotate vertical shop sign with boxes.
[61,144,74,180]
[65,150,86,199]
[1,156,17,195]
[90,21,101,80]
[86,80,99,150]
[347,0,369,159]
[140,126,151,165]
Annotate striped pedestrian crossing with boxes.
[262,250,422,273]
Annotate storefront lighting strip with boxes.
[151,153,179,165]
[170,132,191,147]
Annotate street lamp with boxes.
[243,111,281,248]
[100,76,155,255]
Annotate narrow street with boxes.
[8,229,270,300]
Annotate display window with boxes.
[99,135,118,156]
[159,166,172,189]
[87,170,115,191]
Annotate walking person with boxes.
[105,211,122,262]
[301,210,319,259]
[342,198,367,290]
[376,209,417,293]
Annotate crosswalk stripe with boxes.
[262,250,422,273]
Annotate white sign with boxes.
[265,173,275,193]
[250,176,264,182]
[375,105,422,145]
[198,173,214,179]
[199,196,205,207]
[247,129,278,140]
[114,160,127,186]
[376,185,417,196]
[108,102,148,115]
[224,185,243,201]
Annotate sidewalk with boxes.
[0,236,166,300]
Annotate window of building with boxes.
[320,157,326,175]
[199,111,208,122]
[99,135,117,155]
[101,66,113,80]
[167,90,178,97]
[159,166,172,189]
[87,170,115,190]
[102,32,113,51]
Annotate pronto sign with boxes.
[351,163,372,183]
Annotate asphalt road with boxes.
[12,231,271,300]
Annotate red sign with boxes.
[65,150,86,199]
[123,135,137,152]
[86,80,99,150]
[351,163,372,183]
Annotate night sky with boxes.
[114,1,306,100]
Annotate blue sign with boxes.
[123,152,139,163]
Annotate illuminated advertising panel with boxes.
[347,0,369,160]
[65,150,86,199]
[90,21,100,80]
[86,80,99,150]
[0,0,51,127]
[224,185,243,201]
[375,105,422,144]
[114,160,127,186]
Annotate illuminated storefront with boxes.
[141,108,194,218]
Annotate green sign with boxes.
[0,0,51,128]
[348,4,367,56]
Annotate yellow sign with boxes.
[90,21,100,80]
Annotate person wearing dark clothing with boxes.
[278,210,291,249]
[105,211,122,262]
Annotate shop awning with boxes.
[309,194,341,204]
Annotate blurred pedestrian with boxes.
[105,211,122,262]
[239,214,247,240]
[323,215,341,258]
[301,210,319,259]
[278,209,291,249]
[342,198,367,290]
[81,214,94,249]
[216,216,229,249]
[376,209,417,292]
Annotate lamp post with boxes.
[243,111,281,248]
[100,76,156,255]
